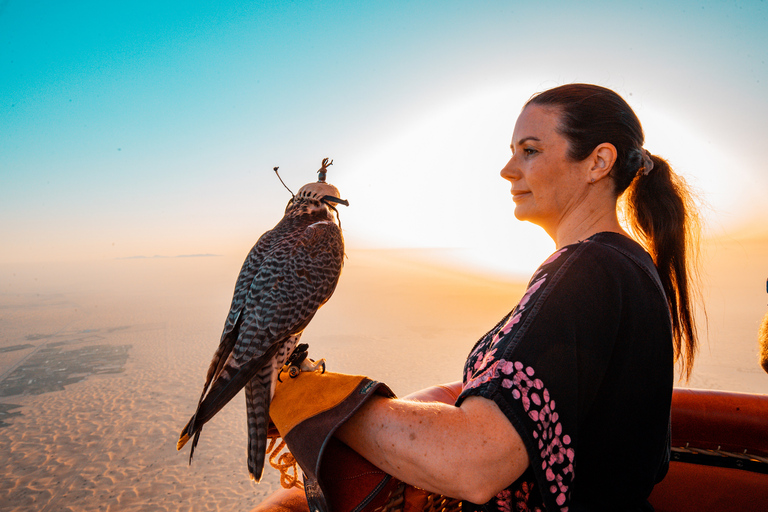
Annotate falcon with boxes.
[177,158,347,482]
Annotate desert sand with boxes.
[0,234,766,511]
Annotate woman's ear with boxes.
[588,143,617,183]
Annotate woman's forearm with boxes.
[335,395,529,504]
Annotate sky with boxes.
[2,0,767,277]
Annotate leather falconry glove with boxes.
[269,358,398,512]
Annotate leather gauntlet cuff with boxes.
[270,370,396,512]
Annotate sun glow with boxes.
[340,84,758,279]
[341,83,555,278]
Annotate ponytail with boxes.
[623,155,701,380]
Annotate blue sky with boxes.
[2,0,767,274]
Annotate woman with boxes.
[333,84,701,511]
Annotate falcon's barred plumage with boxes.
[177,159,347,482]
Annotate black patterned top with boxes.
[458,232,673,512]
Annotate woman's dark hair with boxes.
[527,83,701,380]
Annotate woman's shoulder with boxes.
[557,232,656,277]
[531,232,663,304]
[581,232,661,284]
[584,231,649,257]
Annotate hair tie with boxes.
[640,149,654,175]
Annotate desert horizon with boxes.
[0,229,766,511]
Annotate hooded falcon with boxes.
[177,158,347,482]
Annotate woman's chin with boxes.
[513,206,529,222]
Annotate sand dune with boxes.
[0,252,525,511]
[0,235,765,511]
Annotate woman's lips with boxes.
[511,191,531,202]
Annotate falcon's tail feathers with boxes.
[177,422,191,450]
[245,376,271,482]
[189,430,202,464]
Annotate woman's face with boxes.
[500,104,591,235]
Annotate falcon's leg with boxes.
[271,334,302,391]
[278,339,324,381]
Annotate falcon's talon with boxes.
[300,357,327,373]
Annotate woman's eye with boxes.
[523,148,537,156]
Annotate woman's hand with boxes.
[335,394,529,504]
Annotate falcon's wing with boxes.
[234,219,344,362]
[197,227,283,399]
[225,227,284,333]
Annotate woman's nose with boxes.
[500,156,517,182]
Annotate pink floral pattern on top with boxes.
[461,246,573,511]
[464,272,548,383]
[540,248,567,267]
[464,247,568,387]
[464,359,574,510]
